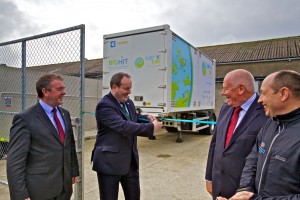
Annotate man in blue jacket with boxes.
[91,72,162,200]
[220,70,300,200]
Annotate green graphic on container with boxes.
[135,57,144,68]
[171,36,193,108]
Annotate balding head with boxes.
[222,69,255,107]
[225,69,255,93]
[258,70,300,117]
[270,70,300,99]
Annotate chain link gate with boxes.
[0,24,85,199]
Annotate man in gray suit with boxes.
[205,69,268,199]
[7,74,79,200]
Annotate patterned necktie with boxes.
[225,106,242,148]
[121,103,130,120]
[52,108,65,144]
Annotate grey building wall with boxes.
[84,78,102,130]
[0,67,101,141]
[214,59,300,118]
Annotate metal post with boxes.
[78,24,85,200]
[21,41,26,111]
[73,117,83,200]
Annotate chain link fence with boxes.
[0,24,85,199]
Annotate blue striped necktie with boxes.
[121,103,130,120]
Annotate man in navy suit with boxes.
[91,72,162,200]
[205,69,268,200]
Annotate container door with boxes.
[103,31,166,114]
[130,31,166,113]
[102,36,133,96]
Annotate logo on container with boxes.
[135,57,144,68]
[145,55,160,64]
[110,40,128,48]
[109,56,128,66]
[110,41,116,48]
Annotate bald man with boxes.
[227,70,300,200]
[205,69,268,199]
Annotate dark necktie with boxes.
[121,103,130,120]
[52,108,65,144]
[225,106,242,148]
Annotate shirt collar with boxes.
[39,99,55,114]
[240,93,257,112]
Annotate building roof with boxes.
[28,58,103,78]
[198,35,300,64]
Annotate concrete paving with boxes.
[0,129,213,200]
[84,129,212,200]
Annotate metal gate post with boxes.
[73,117,83,200]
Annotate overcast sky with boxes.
[1,0,300,59]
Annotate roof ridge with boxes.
[199,35,300,48]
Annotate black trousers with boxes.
[45,188,72,200]
[97,168,140,200]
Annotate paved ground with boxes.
[0,129,213,200]
[84,129,212,200]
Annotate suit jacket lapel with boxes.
[222,107,235,149]
[108,92,131,121]
[225,95,260,148]
[35,103,64,144]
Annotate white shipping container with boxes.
[103,24,216,140]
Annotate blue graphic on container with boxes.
[135,57,144,68]
[171,35,192,108]
[110,41,116,48]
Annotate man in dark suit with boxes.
[7,74,79,200]
[205,69,268,200]
[91,72,162,200]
